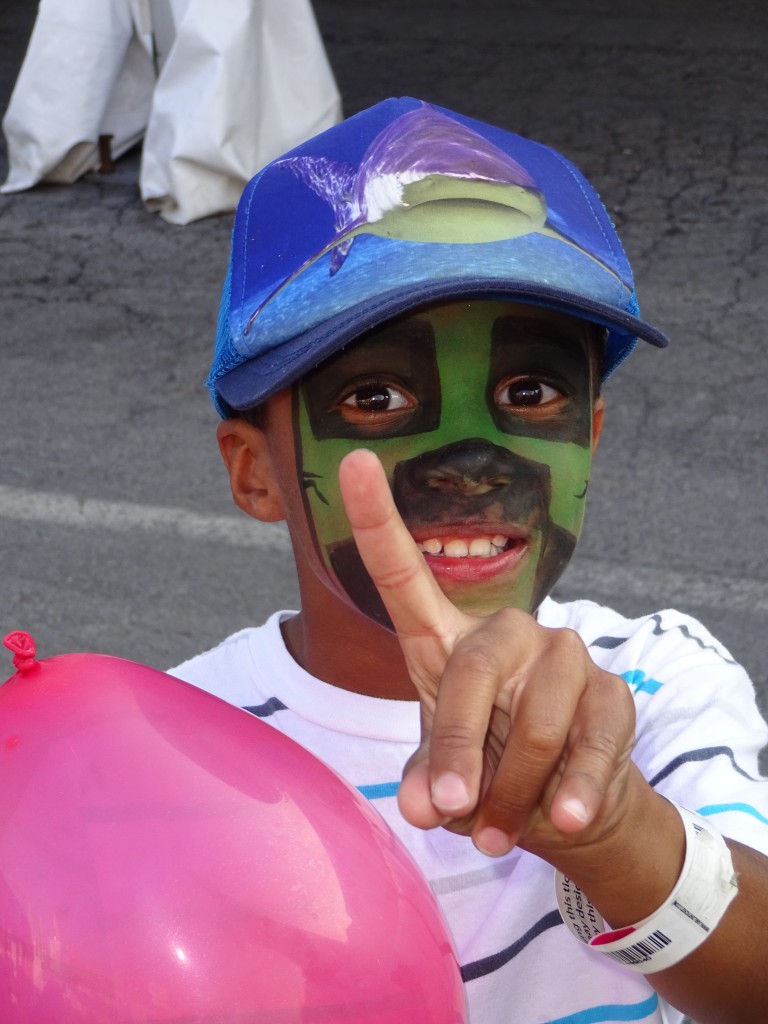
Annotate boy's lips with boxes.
[409,526,531,583]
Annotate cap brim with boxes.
[215,277,668,412]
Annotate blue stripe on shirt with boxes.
[357,787,768,827]
[542,993,659,1024]
[357,781,401,800]
[621,670,662,695]
[698,801,768,827]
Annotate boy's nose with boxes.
[392,439,550,531]
[394,439,520,496]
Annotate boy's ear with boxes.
[216,419,286,523]
[592,396,606,453]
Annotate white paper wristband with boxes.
[555,802,738,974]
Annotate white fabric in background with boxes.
[140,0,342,224]
[1,0,342,223]
[1,0,155,191]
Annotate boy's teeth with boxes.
[444,539,469,557]
[469,537,492,557]
[418,536,509,558]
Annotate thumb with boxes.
[397,701,471,830]
[398,706,444,829]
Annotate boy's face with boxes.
[287,300,602,628]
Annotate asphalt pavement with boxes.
[1,1,767,724]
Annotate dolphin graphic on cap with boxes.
[245,103,617,333]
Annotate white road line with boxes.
[0,485,291,551]
[2,485,766,612]
[558,559,768,614]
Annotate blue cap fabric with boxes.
[209,97,668,416]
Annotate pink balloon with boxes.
[0,634,465,1023]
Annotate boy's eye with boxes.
[339,384,412,415]
[495,377,563,410]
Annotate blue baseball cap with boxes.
[209,97,668,417]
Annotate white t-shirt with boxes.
[170,597,768,1024]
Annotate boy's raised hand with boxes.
[338,448,641,862]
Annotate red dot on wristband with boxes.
[590,926,637,946]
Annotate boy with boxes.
[171,99,768,1022]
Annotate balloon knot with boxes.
[3,632,39,673]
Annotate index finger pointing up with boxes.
[338,449,460,644]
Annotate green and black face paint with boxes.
[293,301,598,628]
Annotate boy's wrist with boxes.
[539,772,687,930]
[555,804,738,973]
